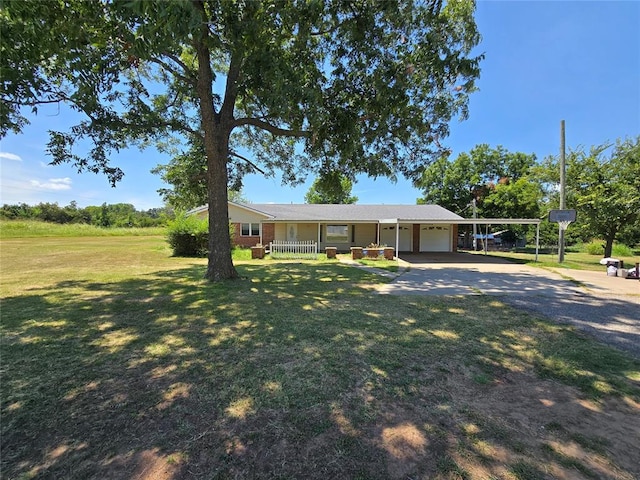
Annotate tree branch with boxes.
[220,50,242,120]
[229,150,266,175]
[233,117,310,138]
[3,96,66,106]
[165,53,198,80]
[148,57,197,86]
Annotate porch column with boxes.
[395,222,400,252]
[413,224,420,253]
[376,223,380,245]
[485,224,489,255]
[535,223,540,262]
[317,223,321,247]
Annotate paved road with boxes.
[372,253,640,359]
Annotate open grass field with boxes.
[0,220,166,239]
[2,228,640,479]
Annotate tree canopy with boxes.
[416,144,542,247]
[416,144,539,217]
[417,139,640,253]
[1,0,483,280]
[304,172,358,204]
[541,136,640,257]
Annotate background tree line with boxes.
[0,201,173,228]
[415,136,640,255]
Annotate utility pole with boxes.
[559,120,566,263]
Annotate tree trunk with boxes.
[603,235,615,258]
[203,130,238,281]
[194,14,239,282]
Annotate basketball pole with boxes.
[559,120,566,263]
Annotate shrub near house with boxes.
[167,215,238,257]
[167,214,209,257]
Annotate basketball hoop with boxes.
[558,220,572,231]
[549,209,576,264]
[549,209,577,227]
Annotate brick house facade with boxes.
[231,222,276,248]
[189,202,539,254]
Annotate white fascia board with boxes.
[267,219,384,223]
[455,218,542,225]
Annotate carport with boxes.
[376,217,541,257]
[424,218,542,261]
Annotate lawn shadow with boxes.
[2,262,639,479]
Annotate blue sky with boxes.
[1,1,638,210]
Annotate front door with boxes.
[287,223,298,241]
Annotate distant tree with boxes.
[98,203,111,227]
[617,222,640,249]
[546,137,640,257]
[35,202,73,223]
[0,201,167,227]
[305,172,358,204]
[0,203,34,220]
[481,177,542,219]
[417,144,538,216]
[416,144,541,247]
[2,0,482,280]
[62,201,88,223]
[416,153,474,214]
[227,190,249,205]
[537,137,640,253]
[145,206,175,225]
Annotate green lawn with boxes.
[1,233,639,479]
[465,249,640,272]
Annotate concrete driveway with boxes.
[373,253,640,358]
[377,253,585,297]
[376,252,639,298]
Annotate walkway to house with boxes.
[344,252,640,358]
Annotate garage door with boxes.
[419,224,451,252]
[380,224,412,252]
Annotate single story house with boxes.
[189,202,465,253]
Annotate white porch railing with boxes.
[269,240,318,259]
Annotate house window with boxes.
[326,225,348,242]
[241,223,260,236]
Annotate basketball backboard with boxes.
[548,209,577,223]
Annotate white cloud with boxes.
[30,177,72,191]
[0,152,22,161]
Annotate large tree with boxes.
[1,0,482,281]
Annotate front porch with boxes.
[264,221,458,253]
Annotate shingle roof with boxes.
[237,203,463,222]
